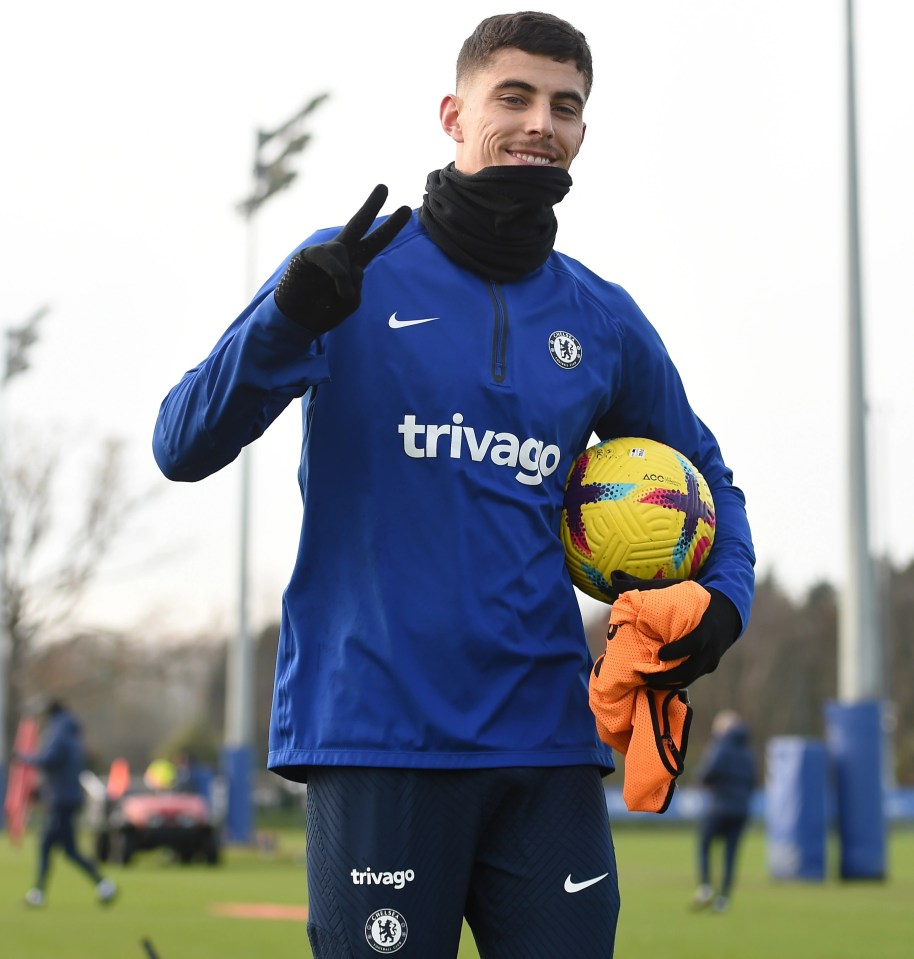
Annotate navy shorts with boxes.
[305,765,619,958]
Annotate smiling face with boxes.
[440,48,587,175]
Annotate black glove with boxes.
[608,571,742,689]
[274,184,412,334]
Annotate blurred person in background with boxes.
[15,699,117,908]
[692,709,756,912]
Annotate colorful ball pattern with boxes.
[560,437,716,602]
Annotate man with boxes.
[153,11,754,957]
[16,700,117,908]
[692,710,757,912]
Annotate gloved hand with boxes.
[607,571,742,689]
[274,184,412,333]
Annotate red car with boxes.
[93,785,221,866]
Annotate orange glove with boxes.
[589,580,710,812]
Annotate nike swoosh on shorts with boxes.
[564,872,610,893]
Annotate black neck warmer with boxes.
[419,162,572,282]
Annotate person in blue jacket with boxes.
[153,11,755,957]
[16,700,117,908]
[692,710,757,912]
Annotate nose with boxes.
[526,101,554,138]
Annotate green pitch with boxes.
[1,824,911,958]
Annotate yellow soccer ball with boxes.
[560,437,715,603]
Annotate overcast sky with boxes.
[2,0,911,637]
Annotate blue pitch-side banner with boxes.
[604,784,914,822]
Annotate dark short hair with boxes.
[456,11,593,101]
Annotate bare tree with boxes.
[0,429,140,761]
[27,629,220,770]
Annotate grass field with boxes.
[2,821,912,958]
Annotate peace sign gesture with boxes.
[274,184,412,333]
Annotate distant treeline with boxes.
[25,557,914,787]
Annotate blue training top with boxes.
[153,211,756,781]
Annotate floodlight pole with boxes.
[825,0,887,883]
[221,215,257,845]
[223,95,327,844]
[839,0,879,703]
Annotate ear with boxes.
[439,94,464,143]
[568,121,586,165]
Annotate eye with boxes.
[499,95,526,106]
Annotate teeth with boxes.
[513,153,552,165]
